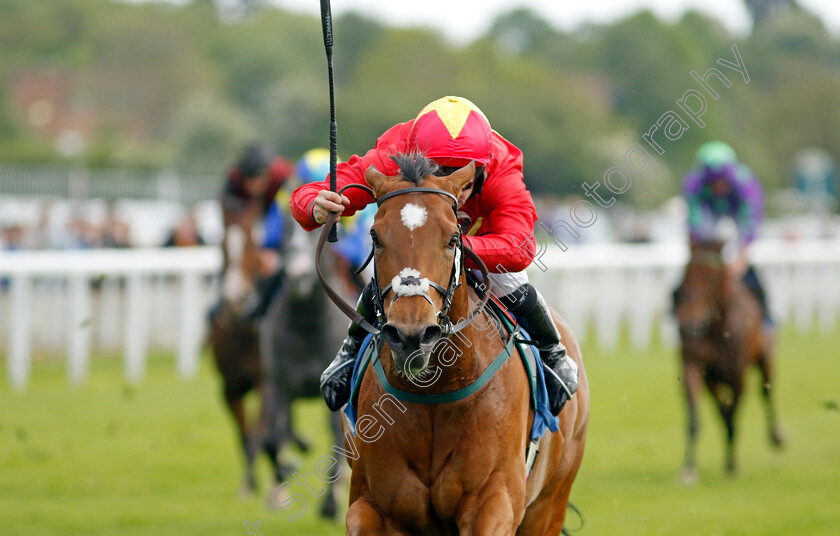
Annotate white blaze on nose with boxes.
[392,267,430,297]
[400,203,427,230]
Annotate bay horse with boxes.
[328,155,589,535]
[674,240,783,483]
[260,207,355,519]
[210,202,286,495]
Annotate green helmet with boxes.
[696,141,737,172]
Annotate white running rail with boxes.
[529,238,840,351]
[1,247,221,390]
[2,239,839,390]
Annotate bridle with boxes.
[316,183,491,337]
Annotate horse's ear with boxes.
[443,161,476,194]
[365,165,389,197]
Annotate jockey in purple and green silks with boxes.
[683,141,764,245]
[681,141,773,326]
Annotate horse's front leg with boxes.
[715,380,742,475]
[224,392,257,495]
[757,334,785,448]
[346,498,392,536]
[320,412,346,522]
[680,360,702,485]
[456,490,519,536]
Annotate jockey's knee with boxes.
[359,279,376,311]
[741,265,766,297]
[498,283,538,317]
[671,285,681,313]
[486,269,529,301]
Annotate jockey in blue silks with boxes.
[210,143,292,322]
[681,141,772,326]
[241,149,336,318]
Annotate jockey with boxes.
[210,143,292,322]
[263,148,333,251]
[241,148,334,319]
[222,142,293,219]
[289,95,579,415]
[682,141,772,325]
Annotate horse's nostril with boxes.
[382,323,441,353]
[381,324,403,349]
[420,325,442,347]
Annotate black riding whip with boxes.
[319,0,339,243]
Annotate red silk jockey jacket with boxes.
[289,121,538,273]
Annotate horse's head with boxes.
[675,240,731,337]
[222,208,263,313]
[284,223,320,298]
[366,153,475,377]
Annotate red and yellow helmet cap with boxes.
[408,96,492,167]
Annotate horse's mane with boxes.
[389,153,439,185]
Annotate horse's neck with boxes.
[238,202,261,227]
[692,267,733,329]
[718,275,751,327]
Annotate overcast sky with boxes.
[271,0,840,43]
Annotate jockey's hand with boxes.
[312,190,350,225]
[728,247,749,278]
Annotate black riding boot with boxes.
[320,283,376,411]
[505,284,579,415]
[742,265,773,327]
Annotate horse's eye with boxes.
[447,234,460,249]
[370,230,381,249]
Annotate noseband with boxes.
[315,184,491,338]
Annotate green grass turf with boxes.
[1,327,838,535]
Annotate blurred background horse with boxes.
[209,202,284,496]
[674,240,784,483]
[258,209,361,519]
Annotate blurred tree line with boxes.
[0,0,838,203]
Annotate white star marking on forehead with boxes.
[400,203,427,231]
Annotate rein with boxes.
[316,184,379,334]
[315,183,492,337]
